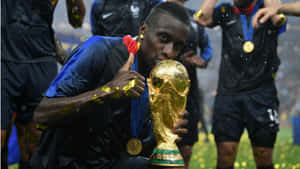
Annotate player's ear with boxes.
[138,23,146,35]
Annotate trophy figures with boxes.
[147,60,190,167]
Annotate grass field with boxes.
[190,127,300,169]
[7,128,300,169]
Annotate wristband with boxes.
[277,13,287,27]
[194,9,203,18]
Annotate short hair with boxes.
[145,2,190,28]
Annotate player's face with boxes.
[234,0,253,8]
[140,13,189,76]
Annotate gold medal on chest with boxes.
[126,138,142,156]
[243,41,255,53]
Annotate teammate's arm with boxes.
[66,0,86,28]
[263,0,287,27]
[199,29,213,66]
[253,1,300,28]
[276,1,300,16]
[193,0,217,27]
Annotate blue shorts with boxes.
[212,87,279,147]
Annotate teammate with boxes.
[194,0,286,168]
[1,0,85,168]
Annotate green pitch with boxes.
[190,127,300,169]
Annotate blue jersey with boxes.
[46,36,122,97]
[31,36,152,169]
[90,0,161,36]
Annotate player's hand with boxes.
[106,53,145,99]
[253,6,279,28]
[173,110,189,142]
[66,0,86,28]
[180,50,207,68]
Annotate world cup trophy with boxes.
[147,60,190,167]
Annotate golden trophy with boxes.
[147,60,190,167]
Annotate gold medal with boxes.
[243,41,254,53]
[126,138,142,156]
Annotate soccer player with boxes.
[31,2,190,169]
[194,0,286,168]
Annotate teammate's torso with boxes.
[215,3,281,94]
[91,0,160,36]
[2,0,58,62]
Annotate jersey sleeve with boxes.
[45,36,113,98]
[198,27,213,62]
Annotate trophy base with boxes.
[149,149,184,167]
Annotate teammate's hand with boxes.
[253,6,279,28]
[173,110,189,142]
[180,50,207,68]
[105,53,145,99]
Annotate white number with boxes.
[267,108,279,124]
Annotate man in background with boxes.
[194,0,286,168]
[1,0,85,168]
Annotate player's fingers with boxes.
[253,10,264,28]
[129,89,141,98]
[174,119,188,129]
[119,53,135,72]
[173,128,188,135]
[259,12,271,24]
[130,71,145,82]
[178,110,189,119]
[175,137,182,143]
[133,84,144,94]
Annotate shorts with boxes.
[1,61,57,130]
[212,87,279,147]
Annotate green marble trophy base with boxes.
[149,149,184,167]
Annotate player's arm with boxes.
[277,1,300,16]
[193,0,217,27]
[263,0,287,27]
[66,0,86,28]
[54,34,67,64]
[253,1,300,28]
[180,28,213,68]
[34,53,145,128]
[198,29,213,67]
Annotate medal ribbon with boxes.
[123,35,149,139]
[240,2,259,42]
[130,54,149,139]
